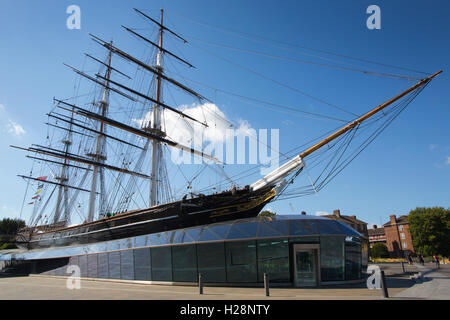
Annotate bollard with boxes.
[401,261,405,273]
[264,273,270,297]
[198,273,203,295]
[380,270,389,298]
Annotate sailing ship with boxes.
[10,9,441,250]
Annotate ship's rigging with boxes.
[11,8,441,234]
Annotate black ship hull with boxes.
[18,187,276,250]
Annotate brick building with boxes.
[323,209,368,238]
[383,214,415,258]
[368,225,386,248]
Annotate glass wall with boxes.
[151,246,172,281]
[345,238,362,280]
[257,238,290,283]
[21,228,363,285]
[197,242,226,283]
[320,236,345,282]
[134,248,151,281]
[172,245,198,282]
[225,240,257,283]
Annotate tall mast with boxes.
[251,70,442,192]
[53,110,74,225]
[298,70,442,159]
[149,9,164,207]
[87,42,113,222]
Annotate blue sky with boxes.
[0,0,449,227]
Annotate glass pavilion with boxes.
[0,215,368,286]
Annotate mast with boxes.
[251,70,442,191]
[298,70,442,159]
[149,9,164,207]
[87,42,113,222]
[53,110,73,225]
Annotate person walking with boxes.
[407,252,413,265]
[418,254,424,266]
[433,255,440,269]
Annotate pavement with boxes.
[392,263,450,300]
[0,262,448,300]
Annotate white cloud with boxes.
[0,103,26,136]
[6,119,26,136]
[446,156,450,165]
[315,211,330,216]
[133,102,250,149]
[429,144,438,151]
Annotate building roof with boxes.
[0,215,362,261]
[322,214,367,225]
[383,215,409,227]
[368,227,385,237]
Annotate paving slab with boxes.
[0,273,416,300]
[393,263,450,300]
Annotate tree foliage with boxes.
[259,210,276,217]
[408,207,450,257]
[370,243,389,258]
[0,218,26,248]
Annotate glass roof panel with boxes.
[149,232,169,246]
[258,222,285,238]
[289,219,318,235]
[226,226,249,240]
[106,240,121,251]
[184,227,203,242]
[198,228,222,241]
[227,222,258,239]
[205,224,231,240]
[171,230,187,244]
[134,235,149,247]
[336,221,361,236]
[316,220,345,234]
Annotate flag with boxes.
[36,176,47,181]
[28,202,35,205]
[32,195,39,199]
[38,184,44,189]
[35,189,42,194]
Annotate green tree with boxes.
[370,243,389,258]
[259,210,276,217]
[0,218,26,249]
[408,207,450,257]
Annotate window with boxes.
[108,252,121,279]
[225,240,257,283]
[399,225,404,231]
[401,233,405,239]
[345,240,362,280]
[257,238,290,283]
[320,237,345,282]
[172,245,198,282]
[151,246,172,281]
[120,250,134,280]
[403,242,407,248]
[134,248,151,281]
[197,242,226,283]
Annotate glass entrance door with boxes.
[294,249,317,287]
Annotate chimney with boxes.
[390,215,397,225]
[333,209,341,217]
[373,224,377,229]
[301,211,306,215]
[350,215,356,220]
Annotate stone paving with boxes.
[0,262,448,300]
